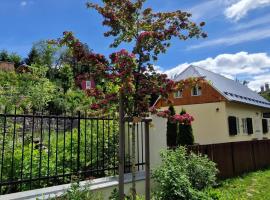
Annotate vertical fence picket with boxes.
[113,115,116,176]
[90,119,93,176]
[11,108,17,184]
[20,112,26,191]
[0,108,7,194]
[55,116,59,179]
[38,111,44,187]
[47,114,51,185]
[96,119,99,176]
[84,111,87,172]
[29,110,35,190]
[62,113,66,182]
[102,118,105,175]
[77,112,81,178]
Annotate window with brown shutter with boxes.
[262,119,268,134]
[246,118,253,134]
[228,116,237,135]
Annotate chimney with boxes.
[265,83,269,91]
[261,85,265,93]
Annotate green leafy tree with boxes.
[58,64,74,93]
[0,50,22,67]
[167,105,177,148]
[25,47,40,65]
[0,50,10,62]
[177,109,194,146]
[9,53,22,68]
[25,41,59,79]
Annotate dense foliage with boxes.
[0,50,22,68]
[152,147,218,200]
[166,105,177,147]
[177,109,194,146]
[51,183,103,200]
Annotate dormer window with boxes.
[191,85,202,96]
[174,90,183,98]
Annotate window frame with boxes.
[242,118,248,134]
[191,85,202,96]
[174,90,183,98]
[86,80,92,89]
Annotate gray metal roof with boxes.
[174,65,270,109]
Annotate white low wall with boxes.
[0,172,146,200]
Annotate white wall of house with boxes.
[174,102,227,145]
[225,102,270,141]
[159,101,270,145]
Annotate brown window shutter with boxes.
[246,118,253,134]
[262,119,268,134]
[228,116,237,135]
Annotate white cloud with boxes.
[224,0,270,21]
[187,26,270,50]
[233,13,270,31]
[165,52,270,91]
[20,1,27,7]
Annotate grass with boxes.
[210,169,270,200]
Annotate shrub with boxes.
[49,182,103,200]
[109,188,145,200]
[152,147,218,200]
[177,109,194,146]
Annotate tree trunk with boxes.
[119,93,125,200]
[131,122,136,199]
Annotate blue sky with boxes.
[1,0,270,90]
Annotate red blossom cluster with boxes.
[171,113,194,125]
[152,108,194,125]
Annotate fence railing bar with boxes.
[0,162,146,188]
[0,113,113,121]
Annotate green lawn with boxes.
[211,169,270,200]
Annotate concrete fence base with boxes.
[0,171,146,200]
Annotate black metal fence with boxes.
[0,110,146,195]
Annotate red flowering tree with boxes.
[53,0,206,199]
